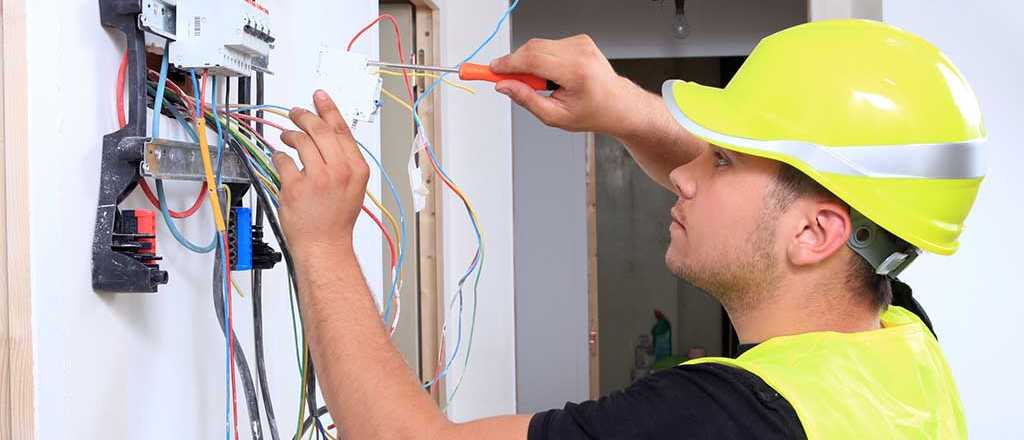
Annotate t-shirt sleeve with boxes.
[527,363,804,440]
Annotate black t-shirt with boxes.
[527,361,805,440]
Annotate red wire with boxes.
[117,48,209,217]
[200,69,240,440]
[362,206,397,269]
[353,14,464,384]
[228,115,279,154]
[347,14,415,102]
[228,112,290,133]
[117,51,127,126]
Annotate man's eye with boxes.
[713,151,731,167]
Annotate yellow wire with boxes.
[380,88,415,113]
[231,278,247,298]
[372,79,485,249]
[224,103,292,119]
[366,190,401,249]
[375,69,477,95]
[255,172,280,198]
[198,114,227,232]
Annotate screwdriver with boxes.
[368,61,559,91]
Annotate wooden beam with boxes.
[0,0,35,437]
[585,133,600,399]
[411,1,446,405]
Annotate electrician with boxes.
[273,19,982,439]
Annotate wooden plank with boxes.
[0,0,35,437]
[585,132,600,399]
[379,1,421,378]
[410,0,446,405]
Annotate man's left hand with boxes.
[274,90,370,257]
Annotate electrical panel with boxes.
[315,49,383,126]
[170,0,275,76]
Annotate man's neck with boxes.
[726,278,882,345]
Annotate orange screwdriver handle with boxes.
[458,63,558,91]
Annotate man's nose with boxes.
[669,165,697,201]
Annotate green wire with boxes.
[288,275,304,372]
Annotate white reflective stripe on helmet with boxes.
[662,83,986,179]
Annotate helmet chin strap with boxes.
[847,208,920,279]
[846,210,937,337]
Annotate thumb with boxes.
[496,80,569,128]
[272,152,301,184]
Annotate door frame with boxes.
[1,0,35,437]
[585,132,600,399]
[404,0,447,406]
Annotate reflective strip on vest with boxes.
[662,84,986,180]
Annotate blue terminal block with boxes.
[232,207,253,271]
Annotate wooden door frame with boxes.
[585,133,600,399]
[1,0,35,437]
[404,0,446,406]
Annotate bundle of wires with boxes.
[348,0,521,409]
[120,2,514,436]
[130,51,421,440]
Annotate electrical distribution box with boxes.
[314,49,383,126]
[170,0,274,76]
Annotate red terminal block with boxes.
[134,210,158,266]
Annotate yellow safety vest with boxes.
[685,306,966,439]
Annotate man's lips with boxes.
[670,207,686,230]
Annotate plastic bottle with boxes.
[651,309,672,362]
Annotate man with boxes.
[273,19,983,438]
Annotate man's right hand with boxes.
[490,35,648,139]
[491,34,706,191]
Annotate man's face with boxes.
[665,145,783,306]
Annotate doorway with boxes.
[590,57,745,395]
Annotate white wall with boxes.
[512,106,590,412]
[27,0,383,438]
[883,1,1024,437]
[512,0,806,59]
[434,0,519,421]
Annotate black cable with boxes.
[213,228,264,440]
[294,405,331,440]
[227,135,327,439]
[241,73,282,440]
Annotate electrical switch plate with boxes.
[314,49,383,127]
[170,0,274,76]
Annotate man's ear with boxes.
[786,200,852,267]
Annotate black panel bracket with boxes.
[92,0,168,292]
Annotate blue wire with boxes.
[189,68,233,440]
[359,141,407,325]
[190,69,233,440]
[150,44,218,254]
[217,237,231,440]
[211,77,226,185]
[151,41,170,139]
[419,0,519,388]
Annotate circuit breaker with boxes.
[170,0,275,76]
[315,49,383,126]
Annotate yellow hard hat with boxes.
[663,19,985,257]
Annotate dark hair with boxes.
[771,164,892,310]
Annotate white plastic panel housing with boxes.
[314,49,383,127]
[170,0,274,76]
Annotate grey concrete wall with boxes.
[594,133,680,393]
